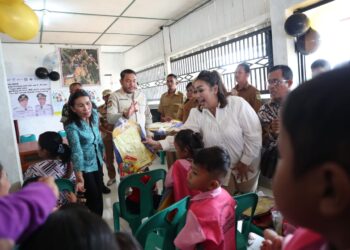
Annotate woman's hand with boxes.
[233,161,254,182]
[142,137,162,151]
[75,171,86,193]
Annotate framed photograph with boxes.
[59,48,100,86]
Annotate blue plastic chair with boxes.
[19,134,36,143]
[135,196,190,250]
[113,169,167,233]
[58,130,67,138]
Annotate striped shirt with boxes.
[24,159,75,182]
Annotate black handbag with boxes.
[260,146,279,178]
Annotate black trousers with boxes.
[83,168,104,216]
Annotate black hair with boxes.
[115,232,142,250]
[237,63,250,74]
[193,146,231,180]
[167,73,177,79]
[268,65,293,81]
[19,206,119,250]
[311,59,331,70]
[195,70,228,109]
[120,69,136,79]
[18,94,29,101]
[38,131,71,164]
[67,90,95,128]
[69,82,82,91]
[282,65,350,177]
[174,129,204,157]
[186,82,193,90]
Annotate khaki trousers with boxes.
[223,171,260,195]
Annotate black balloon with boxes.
[284,13,310,37]
[49,71,60,81]
[35,67,49,79]
[296,28,320,55]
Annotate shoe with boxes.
[102,185,111,194]
[107,178,116,186]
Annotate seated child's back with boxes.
[175,146,236,250]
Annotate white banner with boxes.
[7,76,53,119]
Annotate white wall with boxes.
[2,44,124,139]
[170,0,269,54]
[0,41,22,188]
[124,32,164,71]
[124,0,270,70]
[269,0,321,85]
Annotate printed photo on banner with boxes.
[52,89,69,115]
[59,48,100,86]
[7,76,53,119]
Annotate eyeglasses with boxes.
[267,79,288,86]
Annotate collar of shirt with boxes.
[165,90,181,96]
[234,82,250,91]
[191,187,222,201]
[119,88,138,98]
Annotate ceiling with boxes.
[0,0,209,52]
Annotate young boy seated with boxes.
[174,146,236,250]
[261,65,350,250]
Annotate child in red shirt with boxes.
[175,146,236,250]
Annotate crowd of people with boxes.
[2,57,349,250]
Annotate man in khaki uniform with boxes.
[158,74,185,122]
[107,69,152,136]
[231,63,261,112]
[158,74,185,168]
[98,89,116,186]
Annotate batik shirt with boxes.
[258,100,281,150]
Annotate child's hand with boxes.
[260,229,283,250]
[66,192,78,203]
[38,176,59,199]
[76,181,85,193]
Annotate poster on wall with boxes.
[59,48,100,86]
[7,76,53,119]
[51,89,69,115]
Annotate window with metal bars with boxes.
[136,63,166,101]
[137,27,273,101]
[171,27,273,94]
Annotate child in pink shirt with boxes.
[174,146,236,250]
[261,65,350,250]
[165,129,204,202]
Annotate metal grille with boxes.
[171,27,273,94]
[136,63,166,88]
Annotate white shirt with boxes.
[160,96,262,184]
[107,88,152,135]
